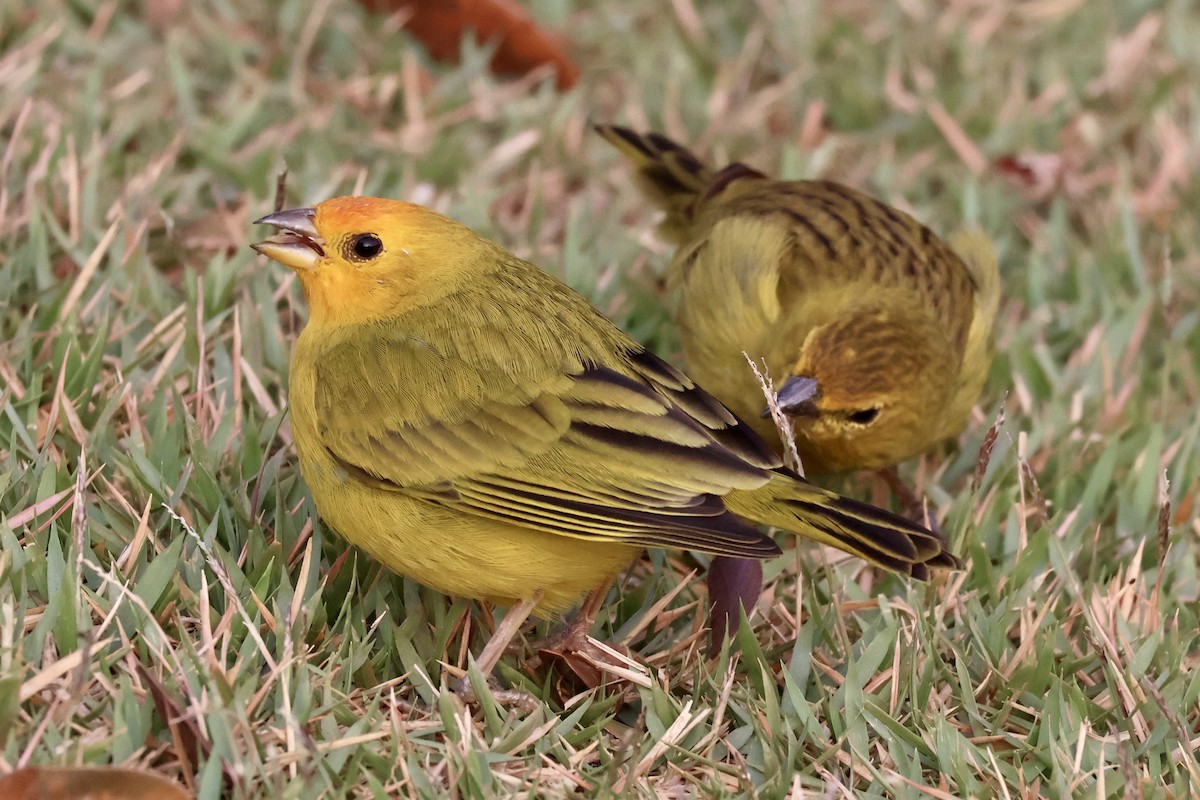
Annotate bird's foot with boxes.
[536,580,644,698]
[538,634,634,691]
[705,556,763,655]
[537,578,612,655]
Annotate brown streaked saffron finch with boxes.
[597,126,1000,476]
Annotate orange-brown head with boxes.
[251,196,497,327]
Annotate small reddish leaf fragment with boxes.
[993,153,1068,202]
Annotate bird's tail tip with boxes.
[594,125,715,235]
[740,472,963,579]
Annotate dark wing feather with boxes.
[313,328,782,557]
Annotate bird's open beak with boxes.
[765,375,820,418]
[250,207,325,271]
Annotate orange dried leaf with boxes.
[0,766,191,800]
[359,0,579,90]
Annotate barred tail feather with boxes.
[595,125,714,243]
[725,472,962,578]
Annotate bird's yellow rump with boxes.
[252,197,960,664]
[597,126,1000,474]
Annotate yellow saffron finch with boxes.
[251,196,961,670]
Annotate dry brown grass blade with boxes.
[926,100,988,174]
[359,0,580,89]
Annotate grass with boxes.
[2,0,1198,796]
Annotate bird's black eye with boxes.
[346,233,383,262]
[847,407,880,425]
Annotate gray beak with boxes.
[766,375,820,418]
[251,207,324,271]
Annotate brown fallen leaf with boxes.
[359,0,579,90]
[0,766,191,800]
[537,634,646,706]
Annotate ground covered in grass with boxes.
[2,1,1198,797]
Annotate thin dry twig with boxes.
[742,352,802,474]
